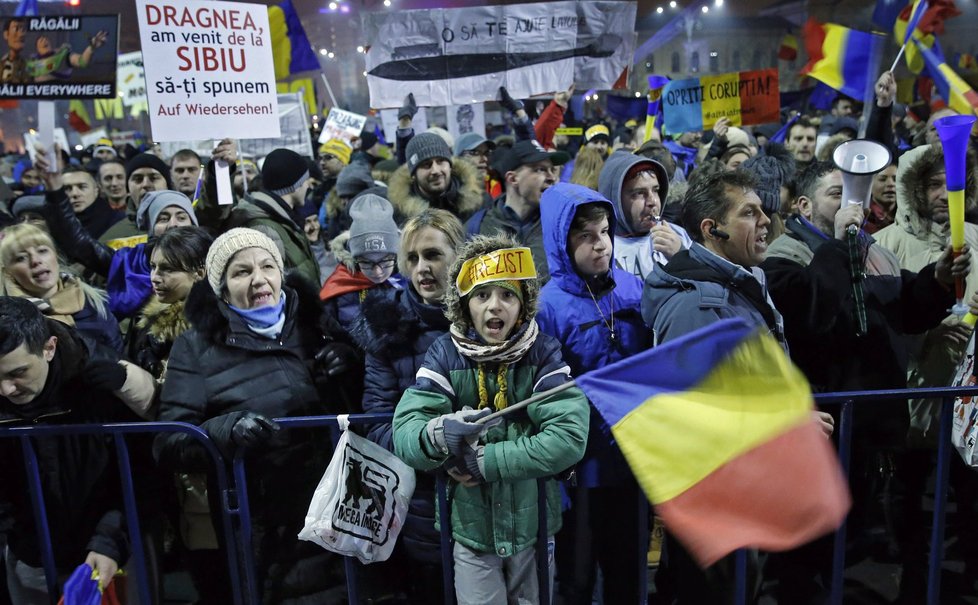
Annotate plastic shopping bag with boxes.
[58,563,121,605]
[951,332,978,467]
[298,415,416,563]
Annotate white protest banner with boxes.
[117,51,146,106]
[136,0,280,142]
[362,1,636,109]
[446,103,486,140]
[0,15,120,99]
[79,127,109,148]
[23,128,69,164]
[161,92,313,160]
[319,108,367,144]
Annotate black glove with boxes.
[498,86,524,114]
[231,413,281,448]
[315,342,357,377]
[87,360,127,392]
[398,92,418,121]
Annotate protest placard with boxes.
[160,92,313,160]
[662,68,780,134]
[362,1,636,108]
[0,15,119,99]
[23,127,69,163]
[117,51,146,106]
[136,0,280,141]
[446,103,486,141]
[319,107,367,144]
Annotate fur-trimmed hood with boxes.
[136,298,191,345]
[329,231,354,271]
[184,271,328,345]
[893,143,978,239]
[443,233,540,332]
[386,158,484,222]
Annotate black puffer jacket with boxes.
[351,287,450,563]
[0,320,139,570]
[154,273,347,604]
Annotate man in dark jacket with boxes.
[466,140,569,284]
[0,298,145,603]
[760,161,969,602]
[62,167,123,240]
[228,148,321,286]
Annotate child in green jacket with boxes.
[393,234,589,604]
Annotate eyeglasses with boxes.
[356,256,396,272]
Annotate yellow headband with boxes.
[585,124,610,141]
[456,247,536,297]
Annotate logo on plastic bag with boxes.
[331,439,401,546]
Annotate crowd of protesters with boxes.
[0,66,976,605]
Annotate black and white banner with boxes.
[362,1,636,108]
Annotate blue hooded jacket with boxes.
[537,183,651,487]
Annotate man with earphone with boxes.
[638,168,794,604]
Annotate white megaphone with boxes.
[832,139,892,212]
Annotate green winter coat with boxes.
[228,190,321,286]
[393,331,588,558]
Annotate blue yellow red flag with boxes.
[913,37,978,117]
[801,19,885,100]
[576,318,850,567]
[268,0,320,81]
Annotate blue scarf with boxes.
[228,291,287,339]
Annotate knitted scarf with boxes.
[450,319,539,411]
[6,274,85,327]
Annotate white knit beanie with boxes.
[206,228,284,295]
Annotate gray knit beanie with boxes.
[136,190,199,231]
[741,143,796,216]
[206,227,285,295]
[348,194,400,258]
[406,132,452,175]
[334,162,375,198]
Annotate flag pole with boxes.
[889,45,907,73]
[475,380,578,424]
[320,73,339,109]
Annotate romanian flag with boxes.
[912,37,978,117]
[644,75,669,143]
[894,0,961,74]
[957,53,978,72]
[802,19,885,101]
[68,100,91,133]
[577,319,850,567]
[268,0,320,81]
[778,33,798,62]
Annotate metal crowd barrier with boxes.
[2,386,978,605]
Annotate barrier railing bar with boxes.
[536,478,549,604]
[436,472,456,605]
[813,385,978,403]
[733,548,747,605]
[111,433,153,605]
[231,454,259,605]
[829,400,854,605]
[2,422,246,605]
[927,397,954,605]
[19,436,60,604]
[637,494,650,602]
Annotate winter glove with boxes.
[315,341,358,377]
[426,407,491,456]
[498,86,524,114]
[444,444,486,487]
[231,413,281,448]
[87,360,128,392]
[398,92,418,121]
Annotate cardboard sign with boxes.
[662,68,780,134]
[0,15,119,99]
[320,108,367,144]
[555,126,583,135]
[136,0,280,141]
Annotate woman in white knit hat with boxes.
[154,227,356,603]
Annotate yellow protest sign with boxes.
[556,127,583,136]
